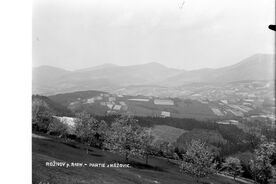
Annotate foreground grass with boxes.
[32,133,243,184]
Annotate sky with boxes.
[33,0,275,71]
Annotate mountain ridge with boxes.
[34,53,274,72]
[33,54,275,95]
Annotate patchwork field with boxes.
[48,91,218,121]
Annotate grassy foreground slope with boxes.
[33,134,243,184]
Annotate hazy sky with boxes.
[33,0,275,71]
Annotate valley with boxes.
[32,53,276,184]
[46,78,275,126]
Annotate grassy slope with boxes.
[151,125,187,144]
[33,134,243,184]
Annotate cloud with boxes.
[33,0,275,70]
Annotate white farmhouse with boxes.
[113,105,122,111]
[161,111,170,118]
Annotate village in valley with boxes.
[50,79,275,130]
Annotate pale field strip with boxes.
[128,98,150,102]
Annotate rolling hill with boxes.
[46,90,218,120]
[32,95,73,116]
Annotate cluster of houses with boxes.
[97,94,128,114]
[66,84,274,123]
[208,96,262,118]
[71,93,175,118]
[217,120,239,125]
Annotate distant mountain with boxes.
[75,63,119,72]
[33,62,180,95]
[69,62,179,85]
[32,66,72,95]
[33,65,71,82]
[162,54,275,86]
[33,54,275,95]
[212,54,274,82]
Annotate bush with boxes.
[33,111,53,133]
[47,118,68,136]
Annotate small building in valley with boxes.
[161,111,171,118]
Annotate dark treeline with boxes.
[95,115,217,129]
[48,90,105,106]
[95,115,259,157]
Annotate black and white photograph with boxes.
[31,0,275,183]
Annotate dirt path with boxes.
[32,133,50,140]
[217,173,255,184]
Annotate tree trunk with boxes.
[146,154,149,165]
[125,152,128,162]
[254,173,257,184]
